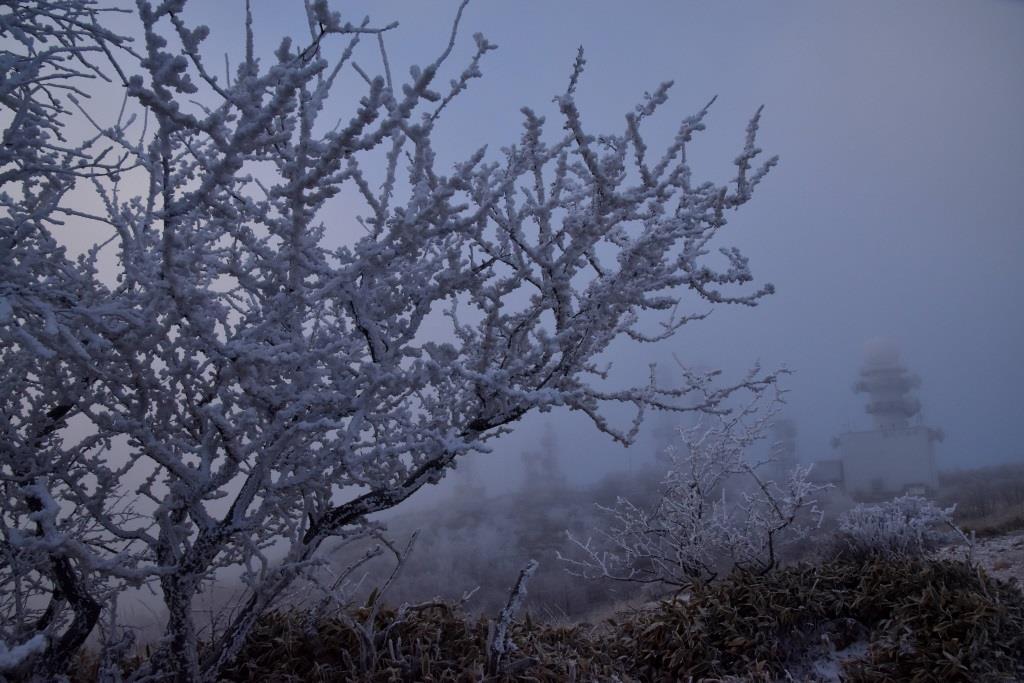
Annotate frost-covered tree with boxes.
[560,384,823,589]
[2,0,781,678]
[0,1,144,679]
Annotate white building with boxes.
[825,340,942,498]
[833,425,941,497]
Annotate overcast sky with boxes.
[86,0,1024,487]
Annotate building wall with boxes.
[835,426,939,497]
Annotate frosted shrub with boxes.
[835,495,957,561]
[560,386,825,589]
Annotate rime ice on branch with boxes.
[1,0,781,678]
[1,1,142,679]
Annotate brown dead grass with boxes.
[210,558,1024,682]
[940,464,1024,537]
[71,555,1024,682]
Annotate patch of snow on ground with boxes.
[939,530,1024,587]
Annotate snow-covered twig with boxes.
[487,559,539,676]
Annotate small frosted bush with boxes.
[560,387,826,588]
[835,495,956,561]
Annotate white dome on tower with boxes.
[863,337,900,368]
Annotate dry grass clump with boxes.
[629,559,1024,682]
[76,558,1024,681]
[215,559,1024,682]
[958,502,1024,539]
[844,560,1024,681]
[217,603,631,682]
[939,463,1024,537]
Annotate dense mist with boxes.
[298,0,1024,493]
[3,1,1023,678]
[54,0,1024,485]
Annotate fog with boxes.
[7,1,1024,670]
[435,0,1024,483]
[213,0,1024,490]
[62,0,1024,491]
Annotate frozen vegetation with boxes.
[2,1,1022,681]
[2,0,779,678]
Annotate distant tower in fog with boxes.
[822,339,942,499]
[854,338,921,431]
